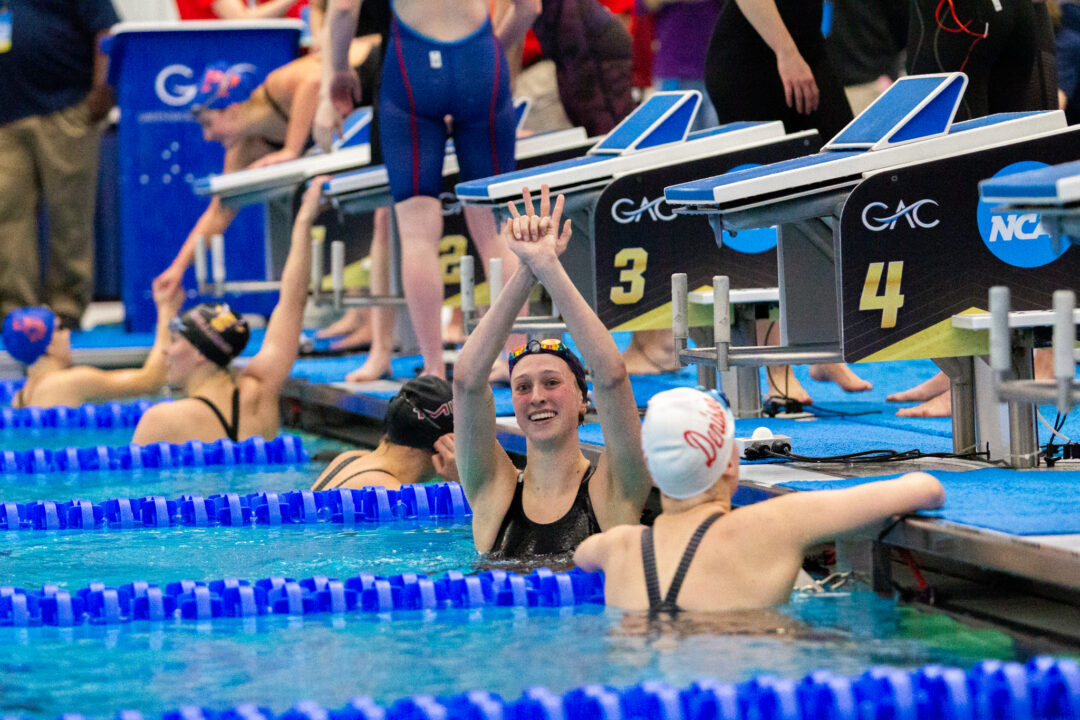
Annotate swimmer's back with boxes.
[132,376,278,445]
[596,507,805,612]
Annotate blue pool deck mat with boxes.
[665,111,1065,208]
[193,107,373,201]
[455,89,789,203]
[323,126,592,207]
[824,73,966,151]
[778,467,1080,536]
[979,157,1080,205]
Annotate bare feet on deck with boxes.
[331,325,373,350]
[344,349,393,382]
[765,364,813,405]
[895,390,952,417]
[886,371,949,403]
[621,329,679,375]
[488,357,510,385]
[317,308,365,340]
[808,363,873,392]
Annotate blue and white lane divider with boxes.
[0,398,153,429]
[0,434,308,475]
[8,659,1080,720]
[0,482,470,531]
[0,568,603,624]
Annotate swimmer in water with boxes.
[132,179,326,445]
[454,185,652,559]
[3,281,184,408]
[311,375,458,491]
[574,387,946,613]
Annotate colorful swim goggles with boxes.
[507,339,588,399]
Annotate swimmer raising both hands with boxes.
[454,185,652,559]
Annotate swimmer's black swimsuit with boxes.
[193,387,240,442]
[489,465,600,558]
[641,512,724,613]
[312,454,397,490]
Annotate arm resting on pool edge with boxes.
[749,471,946,551]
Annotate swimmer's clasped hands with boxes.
[503,184,573,267]
[432,433,459,485]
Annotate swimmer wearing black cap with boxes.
[132,180,325,445]
[3,280,185,409]
[311,375,458,491]
[454,186,652,559]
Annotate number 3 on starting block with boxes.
[610,247,649,305]
[859,261,905,328]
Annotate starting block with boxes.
[665,73,1080,461]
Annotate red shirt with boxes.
[175,0,308,21]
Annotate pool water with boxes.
[0,591,1023,719]
[0,426,138,451]
[0,432,352,502]
[2,523,475,589]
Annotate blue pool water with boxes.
[0,590,1021,719]
[0,432,351,502]
[0,426,138,451]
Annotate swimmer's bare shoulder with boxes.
[131,400,191,445]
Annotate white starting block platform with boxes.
[455,92,794,204]
[193,108,374,207]
[688,287,780,306]
[660,73,1080,461]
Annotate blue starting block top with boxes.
[193,108,373,201]
[979,158,1080,205]
[455,91,789,203]
[664,74,1065,209]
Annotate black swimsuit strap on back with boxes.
[312,455,397,490]
[641,512,724,612]
[193,387,240,442]
[262,85,290,122]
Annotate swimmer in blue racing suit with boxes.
[316,0,541,380]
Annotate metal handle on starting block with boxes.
[713,276,730,372]
[331,240,345,312]
[1054,289,1075,414]
[989,286,1010,379]
[194,235,208,294]
[489,258,503,304]
[310,239,323,302]
[461,255,475,334]
[672,273,688,367]
[211,234,226,297]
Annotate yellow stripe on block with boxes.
[857,307,988,363]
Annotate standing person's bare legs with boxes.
[346,206,397,381]
[464,204,525,382]
[396,196,447,379]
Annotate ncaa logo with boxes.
[977,161,1065,268]
[719,164,777,254]
[861,199,940,231]
[155,64,198,107]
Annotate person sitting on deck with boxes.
[574,387,946,612]
[154,36,380,299]
[454,185,652,559]
[132,179,326,445]
[3,282,185,409]
[311,375,458,491]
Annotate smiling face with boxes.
[510,353,588,443]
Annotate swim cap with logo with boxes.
[2,307,56,365]
[385,375,454,452]
[190,62,259,113]
[172,303,250,367]
[641,387,735,499]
